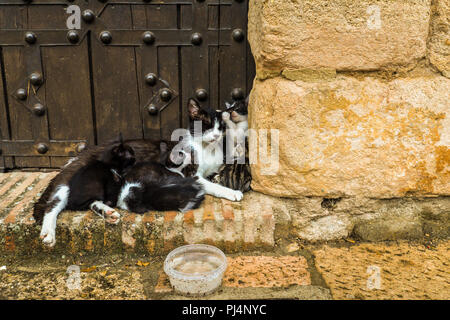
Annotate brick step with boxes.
[0,172,280,255]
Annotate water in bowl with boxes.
[172,251,223,275]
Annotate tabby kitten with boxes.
[211,98,252,193]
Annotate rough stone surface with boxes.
[297,215,353,242]
[163,286,332,300]
[278,195,449,241]
[1,242,447,300]
[249,75,450,198]
[248,0,431,78]
[429,0,450,77]
[313,241,450,300]
[353,216,423,241]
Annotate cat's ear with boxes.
[159,141,168,153]
[188,98,208,122]
[111,142,135,162]
[188,98,201,120]
[111,145,124,157]
[111,134,127,157]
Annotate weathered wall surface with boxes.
[249,0,433,78]
[248,0,449,240]
[250,75,449,198]
[429,0,450,77]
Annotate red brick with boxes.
[183,210,195,224]
[3,173,41,223]
[154,255,311,293]
[122,216,137,249]
[122,212,136,224]
[223,256,311,288]
[193,206,204,226]
[0,173,11,185]
[222,201,234,220]
[4,235,15,252]
[203,197,215,221]
[83,210,93,223]
[164,211,178,223]
[142,212,155,224]
[0,173,24,198]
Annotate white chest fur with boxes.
[189,136,223,178]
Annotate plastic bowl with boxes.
[163,244,228,296]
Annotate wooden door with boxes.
[0,0,255,171]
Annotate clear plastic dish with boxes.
[163,244,228,296]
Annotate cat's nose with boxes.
[213,134,221,139]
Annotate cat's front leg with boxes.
[39,185,70,247]
[90,201,121,224]
[196,176,243,202]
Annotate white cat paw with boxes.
[223,190,244,202]
[91,201,121,225]
[104,210,121,225]
[40,227,56,247]
[222,112,230,121]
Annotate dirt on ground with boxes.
[0,240,448,300]
[0,254,152,300]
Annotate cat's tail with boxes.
[120,177,205,214]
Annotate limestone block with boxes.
[248,0,432,77]
[249,75,450,198]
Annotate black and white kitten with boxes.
[223,99,249,161]
[117,143,205,213]
[211,98,252,193]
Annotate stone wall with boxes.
[247,0,449,240]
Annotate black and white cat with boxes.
[182,98,244,201]
[33,138,136,246]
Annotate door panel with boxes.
[42,43,94,142]
[91,44,143,143]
